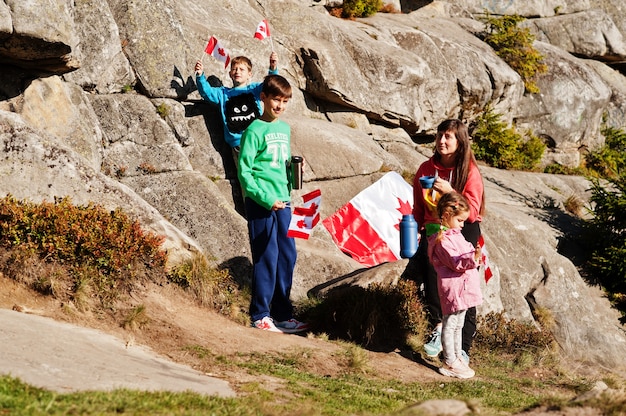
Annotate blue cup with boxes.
[419,175,436,189]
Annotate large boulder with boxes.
[442,0,590,18]
[8,76,103,171]
[586,60,626,130]
[515,42,611,167]
[523,9,626,62]
[107,0,195,98]
[88,93,192,176]
[0,0,79,73]
[61,0,135,93]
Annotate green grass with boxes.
[1,346,615,416]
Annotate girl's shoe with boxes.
[423,329,442,357]
[439,358,475,379]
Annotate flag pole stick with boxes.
[264,17,274,52]
[198,38,210,66]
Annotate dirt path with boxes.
[0,276,441,397]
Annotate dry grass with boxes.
[564,193,584,217]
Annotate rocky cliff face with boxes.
[0,0,625,372]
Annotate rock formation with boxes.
[0,0,625,372]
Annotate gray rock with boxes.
[89,93,192,176]
[1,0,79,72]
[515,42,611,167]
[62,0,135,93]
[12,76,103,171]
[445,0,590,18]
[523,9,626,61]
[400,399,472,416]
[0,0,625,375]
[0,309,235,397]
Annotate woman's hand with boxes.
[433,177,453,194]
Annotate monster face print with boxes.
[225,93,260,134]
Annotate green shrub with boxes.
[583,175,626,303]
[471,106,546,170]
[0,196,167,308]
[302,280,428,350]
[482,13,548,94]
[475,311,557,355]
[543,163,587,176]
[155,102,169,119]
[341,0,383,18]
[584,125,626,180]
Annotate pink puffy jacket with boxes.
[427,228,483,315]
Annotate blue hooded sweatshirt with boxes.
[195,68,278,148]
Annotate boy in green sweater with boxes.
[238,74,309,334]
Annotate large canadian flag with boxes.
[323,172,413,267]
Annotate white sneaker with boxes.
[252,316,282,333]
[439,358,475,379]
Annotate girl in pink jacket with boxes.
[427,191,483,379]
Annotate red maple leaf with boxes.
[297,219,307,229]
[218,47,227,57]
[394,198,412,231]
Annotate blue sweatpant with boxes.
[245,198,297,323]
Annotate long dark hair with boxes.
[434,119,485,215]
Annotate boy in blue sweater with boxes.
[194,52,278,162]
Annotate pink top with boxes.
[412,158,483,228]
[427,228,483,315]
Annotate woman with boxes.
[412,119,485,362]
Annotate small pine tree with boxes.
[585,125,626,180]
[482,14,548,94]
[585,175,626,297]
[471,106,545,171]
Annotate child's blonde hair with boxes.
[434,191,470,243]
[231,56,252,71]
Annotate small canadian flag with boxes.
[287,189,321,240]
[253,19,270,40]
[204,36,230,69]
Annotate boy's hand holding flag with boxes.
[204,36,230,69]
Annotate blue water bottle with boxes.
[400,214,418,258]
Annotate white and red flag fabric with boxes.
[204,36,230,68]
[477,235,494,283]
[323,172,414,267]
[288,189,322,240]
[253,19,271,40]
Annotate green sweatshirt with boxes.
[237,118,291,210]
